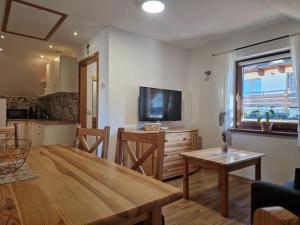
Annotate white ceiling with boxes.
[7,0,62,39]
[1,0,300,96]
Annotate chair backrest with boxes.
[253,207,300,225]
[74,125,110,159]
[0,123,21,147]
[115,128,166,180]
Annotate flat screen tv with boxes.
[139,87,182,121]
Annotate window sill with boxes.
[230,128,298,137]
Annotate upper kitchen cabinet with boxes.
[45,55,78,95]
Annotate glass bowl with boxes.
[0,139,32,175]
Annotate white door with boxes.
[86,62,97,147]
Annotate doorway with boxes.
[79,52,99,129]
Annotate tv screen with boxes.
[139,87,182,121]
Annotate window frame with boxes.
[235,51,298,133]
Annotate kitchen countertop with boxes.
[7,119,77,125]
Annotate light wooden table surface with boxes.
[180,147,265,218]
[0,145,182,225]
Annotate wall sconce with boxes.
[205,70,211,81]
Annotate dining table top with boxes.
[0,144,182,225]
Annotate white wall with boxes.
[80,28,109,128]
[80,20,300,183]
[0,60,45,96]
[186,46,220,148]
[80,27,189,160]
[107,28,189,160]
[187,18,300,184]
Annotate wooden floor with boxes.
[163,169,252,225]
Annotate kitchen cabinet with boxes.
[29,122,44,147]
[28,121,77,147]
[0,99,6,127]
[7,120,76,147]
[7,120,26,139]
[45,55,78,95]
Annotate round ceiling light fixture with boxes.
[142,0,165,14]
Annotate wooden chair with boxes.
[253,207,300,225]
[115,128,166,225]
[115,128,166,181]
[74,125,110,159]
[0,123,21,147]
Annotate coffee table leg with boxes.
[183,157,189,200]
[220,169,229,217]
[255,158,261,181]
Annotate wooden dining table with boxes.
[0,145,182,225]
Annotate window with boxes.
[236,51,299,133]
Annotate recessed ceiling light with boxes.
[40,55,44,58]
[49,45,53,48]
[0,35,5,39]
[0,48,3,51]
[73,32,78,36]
[142,0,165,14]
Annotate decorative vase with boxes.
[221,131,229,153]
[222,143,228,153]
[260,122,273,133]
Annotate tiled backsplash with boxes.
[0,96,39,109]
[0,93,79,121]
[39,93,79,121]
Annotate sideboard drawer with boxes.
[165,132,191,144]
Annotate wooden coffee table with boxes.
[180,148,265,217]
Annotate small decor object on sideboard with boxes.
[251,107,276,132]
[144,122,161,131]
[0,139,32,175]
[221,131,229,153]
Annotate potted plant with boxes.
[251,107,276,132]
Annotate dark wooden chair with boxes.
[74,125,110,159]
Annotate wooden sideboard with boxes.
[126,128,200,180]
[163,128,200,179]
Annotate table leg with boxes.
[146,208,162,225]
[218,173,221,191]
[255,158,261,181]
[220,169,229,217]
[183,157,190,200]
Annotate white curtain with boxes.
[290,35,300,146]
[214,52,236,132]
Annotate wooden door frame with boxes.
[78,52,99,128]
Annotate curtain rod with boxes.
[212,31,300,57]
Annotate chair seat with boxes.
[283,180,294,189]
